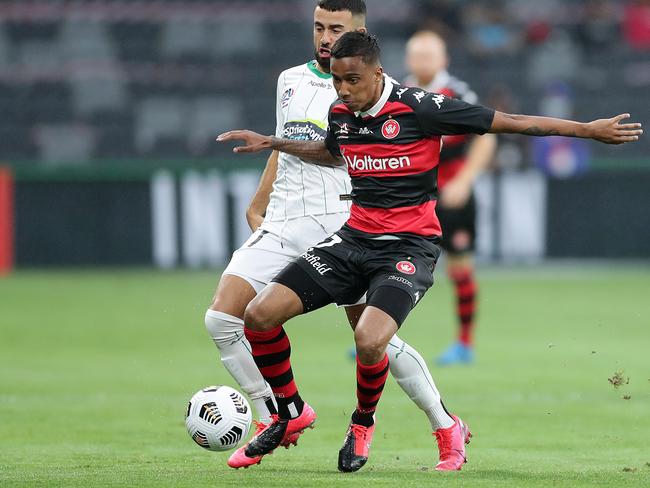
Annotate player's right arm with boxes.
[246,150,279,232]
[216,131,342,167]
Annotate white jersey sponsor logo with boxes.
[344,154,411,172]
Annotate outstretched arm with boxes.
[490,112,643,145]
[216,130,342,166]
[246,150,278,232]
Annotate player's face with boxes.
[313,7,360,72]
[406,35,448,83]
[331,56,383,113]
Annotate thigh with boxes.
[223,228,295,293]
[283,232,368,307]
[365,240,441,319]
[210,274,257,318]
[437,193,477,255]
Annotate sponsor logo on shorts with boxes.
[387,275,413,287]
[300,249,332,275]
[396,260,416,275]
[381,119,400,139]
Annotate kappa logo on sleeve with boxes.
[413,91,426,103]
[432,94,446,109]
[396,87,408,99]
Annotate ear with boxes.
[356,26,367,34]
[375,66,383,82]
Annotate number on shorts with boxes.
[314,234,342,249]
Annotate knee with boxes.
[354,327,387,364]
[243,299,278,331]
[204,309,244,347]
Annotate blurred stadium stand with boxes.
[0,0,648,267]
[0,0,648,163]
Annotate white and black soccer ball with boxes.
[185,385,252,452]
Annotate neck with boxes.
[315,60,330,74]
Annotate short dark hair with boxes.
[331,31,380,66]
[317,0,366,17]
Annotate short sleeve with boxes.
[415,92,495,137]
[275,72,286,138]
[324,110,341,158]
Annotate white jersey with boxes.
[263,61,351,223]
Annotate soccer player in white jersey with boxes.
[205,0,461,469]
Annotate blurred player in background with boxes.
[205,1,463,471]
[405,31,497,365]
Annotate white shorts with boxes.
[223,214,349,294]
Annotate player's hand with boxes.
[586,114,643,145]
[216,130,273,153]
[440,178,471,209]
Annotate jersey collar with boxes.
[307,60,332,79]
[355,74,393,118]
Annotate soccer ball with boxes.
[185,385,252,452]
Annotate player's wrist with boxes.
[578,122,594,139]
[269,136,283,150]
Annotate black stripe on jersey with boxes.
[330,111,433,146]
[352,167,438,209]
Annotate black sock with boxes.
[351,409,375,427]
[275,392,304,420]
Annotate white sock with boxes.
[205,309,277,424]
[387,335,454,430]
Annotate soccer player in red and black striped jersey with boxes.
[218,32,642,472]
[404,31,497,365]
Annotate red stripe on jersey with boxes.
[373,101,414,119]
[438,157,464,190]
[347,200,441,237]
[332,103,353,114]
[342,138,441,178]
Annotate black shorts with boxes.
[437,192,476,255]
[272,225,441,326]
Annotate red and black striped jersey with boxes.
[325,76,494,238]
[405,71,480,189]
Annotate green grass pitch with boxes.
[1,266,649,487]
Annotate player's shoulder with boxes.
[390,82,448,112]
[277,63,308,84]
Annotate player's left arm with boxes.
[216,131,342,166]
[246,150,279,232]
[441,133,497,208]
[489,112,643,145]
